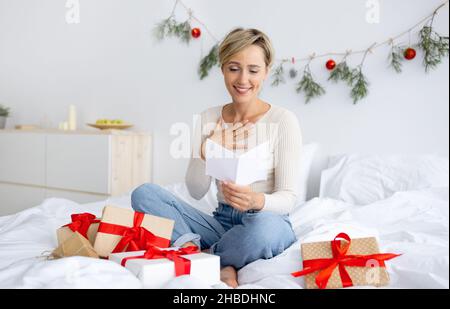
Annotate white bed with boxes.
[0,153,448,289]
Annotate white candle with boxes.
[68,105,77,131]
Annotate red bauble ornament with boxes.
[326,59,336,70]
[404,48,416,60]
[191,28,201,39]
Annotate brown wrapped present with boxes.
[94,205,175,258]
[57,213,100,246]
[292,233,400,289]
[52,231,99,259]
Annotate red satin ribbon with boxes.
[121,245,200,277]
[291,233,401,289]
[63,213,100,238]
[97,211,170,253]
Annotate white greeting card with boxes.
[205,139,269,185]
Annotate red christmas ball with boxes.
[326,59,336,70]
[191,28,201,39]
[404,48,416,60]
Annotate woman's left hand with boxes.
[221,181,265,212]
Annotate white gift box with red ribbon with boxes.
[109,247,221,288]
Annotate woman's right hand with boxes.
[201,118,254,160]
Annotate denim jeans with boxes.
[131,183,297,269]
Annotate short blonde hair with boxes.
[219,28,275,69]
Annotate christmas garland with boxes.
[154,0,449,104]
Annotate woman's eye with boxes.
[228,67,258,74]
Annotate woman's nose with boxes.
[238,71,249,83]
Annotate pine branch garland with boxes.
[153,17,192,44]
[198,44,219,80]
[154,17,174,41]
[296,66,325,103]
[388,45,404,73]
[419,25,449,72]
[175,20,192,44]
[154,1,449,105]
[271,63,286,86]
[328,61,353,85]
[350,67,369,104]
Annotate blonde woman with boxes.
[132,28,302,288]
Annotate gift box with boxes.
[94,205,175,258]
[109,246,221,288]
[52,231,99,259]
[292,233,400,289]
[57,213,100,246]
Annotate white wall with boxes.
[0,0,448,186]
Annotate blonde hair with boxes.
[219,28,275,69]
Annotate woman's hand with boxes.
[201,118,254,160]
[221,181,265,212]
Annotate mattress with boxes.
[0,183,448,289]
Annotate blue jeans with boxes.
[131,183,296,269]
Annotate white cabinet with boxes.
[0,133,46,186]
[46,134,111,194]
[0,130,152,216]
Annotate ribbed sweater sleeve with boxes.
[263,110,302,214]
[185,111,212,200]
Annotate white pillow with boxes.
[296,143,319,203]
[319,154,449,205]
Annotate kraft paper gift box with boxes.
[52,231,99,259]
[57,213,100,246]
[94,205,175,258]
[109,247,221,288]
[292,233,400,289]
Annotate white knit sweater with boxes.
[185,104,302,215]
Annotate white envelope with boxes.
[205,139,269,185]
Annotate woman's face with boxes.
[222,45,269,105]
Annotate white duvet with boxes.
[0,183,448,289]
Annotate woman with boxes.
[131,28,302,288]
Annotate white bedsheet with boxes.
[0,183,448,289]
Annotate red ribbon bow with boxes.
[64,213,100,238]
[291,233,401,289]
[121,245,200,277]
[97,211,170,253]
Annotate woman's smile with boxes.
[233,85,253,95]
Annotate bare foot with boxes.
[220,266,238,288]
[181,241,197,248]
